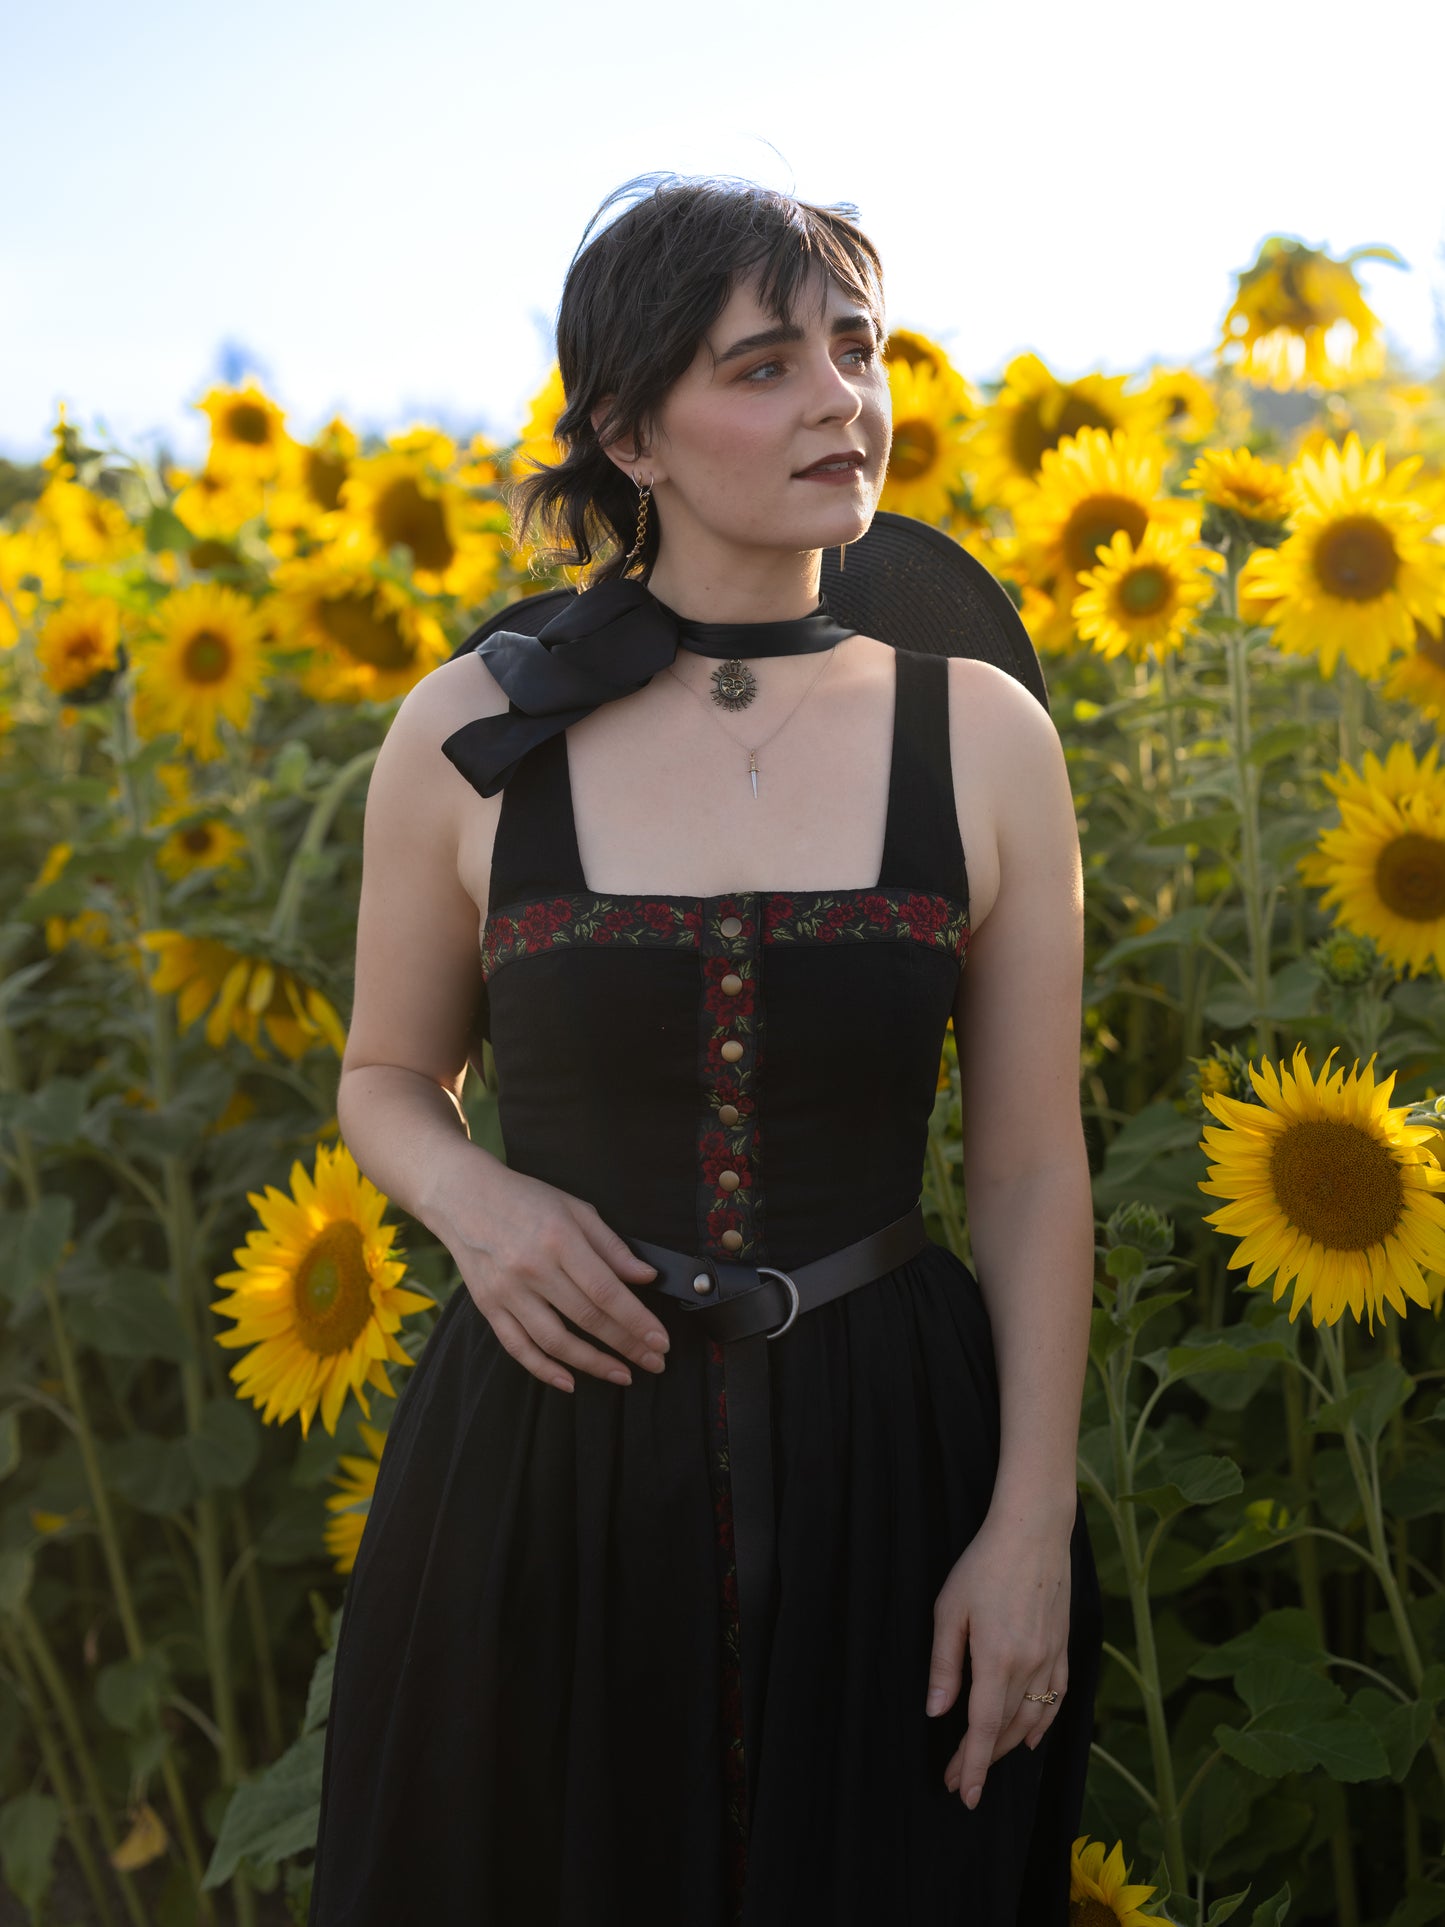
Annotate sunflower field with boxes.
[2,233,1445,1925]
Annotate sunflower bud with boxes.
[1103,1201,1175,1258]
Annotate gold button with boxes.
[721,1229,744,1251]
[718,1169,741,1192]
[720,915,742,938]
[720,1039,744,1062]
[721,973,743,996]
[718,1102,740,1125]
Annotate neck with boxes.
[643,535,824,625]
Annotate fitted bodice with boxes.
[441,646,970,1270]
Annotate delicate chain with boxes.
[664,645,839,796]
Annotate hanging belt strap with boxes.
[624,1198,931,1824]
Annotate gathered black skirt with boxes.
[306,1237,1102,1927]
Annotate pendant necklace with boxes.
[665,645,839,798]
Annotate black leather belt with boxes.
[624,1197,930,1824]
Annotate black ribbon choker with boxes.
[440,577,857,797]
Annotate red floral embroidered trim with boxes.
[481,887,968,981]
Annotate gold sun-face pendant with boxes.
[710,658,758,710]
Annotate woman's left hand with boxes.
[925,1512,1073,1808]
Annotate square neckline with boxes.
[554,645,903,904]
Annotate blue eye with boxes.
[743,343,876,384]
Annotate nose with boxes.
[804,347,863,422]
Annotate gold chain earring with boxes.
[839,541,847,572]
[623,471,654,571]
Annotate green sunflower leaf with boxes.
[1308,1359,1413,1445]
[1125,1452,1243,1521]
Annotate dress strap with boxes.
[875,650,971,909]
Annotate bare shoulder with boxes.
[943,654,1072,929]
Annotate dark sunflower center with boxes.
[1375,831,1445,921]
[67,631,106,667]
[374,477,455,574]
[292,1220,373,1355]
[189,540,237,572]
[1011,395,1118,479]
[1070,1901,1121,1927]
[181,826,215,854]
[306,449,349,513]
[1269,1118,1404,1251]
[889,420,939,483]
[1314,515,1398,601]
[1413,625,1445,673]
[1065,497,1149,577]
[226,404,274,448]
[318,591,419,672]
[182,629,234,684]
[1121,566,1171,616]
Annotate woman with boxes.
[308,172,1103,1926]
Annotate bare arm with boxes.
[337,656,669,1389]
[948,657,1093,1542]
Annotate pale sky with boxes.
[6,0,1444,469]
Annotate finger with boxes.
[925,1609,968,1719]
[511,1291,645,1386]
[484,1301,580,1393]
[553,1251,672,1376]
[951,1662,1008,1809]
[1024,1663,1069,1751]
[568,1216,673,1366]
[995,1669,1061,1759]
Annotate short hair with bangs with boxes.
[509,172,888,586]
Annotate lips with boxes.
[794,451,866,478]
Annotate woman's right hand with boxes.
[449,1162,671,1391]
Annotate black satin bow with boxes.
[441,578,855,797]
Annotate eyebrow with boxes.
[711,311,878,367]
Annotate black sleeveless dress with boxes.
[307,646,1103,1927]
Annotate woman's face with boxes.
[628,266,890,562]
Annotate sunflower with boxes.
[1181,446,1292,530]
[883,328,978,418]
[332,445,504,603]
[196,382,290,485]
[37,597,126,700]
[1069,1835,1172,1925]
[130,583,270,760]
[270,552,454,703]
[1295,740,1445,977]
[1130,364,1219,444]
[30,842,114,955]
[0,525,64,648]
[212,1141,433,1438]
[33,477,142,568]
[140,930,347,1060]
[167,463,266,568]
[155,815,248,883]
[1238,432,1445,679]
[1012,426,1197,648]
[512,363,567,482]
[1198,1042,1445,1330]
[1382,618,1445,721]
[1072,523,1225,663]
[877,356,975,527]
[1217,236,1395,391]
[964,353,1161,511]
[325,1419,388,1572]
[263,418,361,556]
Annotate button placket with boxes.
[696,894,762,1264]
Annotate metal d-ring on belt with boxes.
[624,1196,930,1824]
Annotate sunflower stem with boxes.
[1221,545,1276,1067]
[1283,1343,1362,1922]
[0,1618,121,1927]
[925,1130,967,1260]
[1156,648,1203,1063]
[1100,1327,1188,1887]
[267,744,380,948]
[0,1017,215,1917]
[1315,1317,1445,1802]
[18,1603,152,1927]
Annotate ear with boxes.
[590,397,663,485]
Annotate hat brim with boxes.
[822,510,1050,712]
[451,512,1050,715]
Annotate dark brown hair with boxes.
[509,172,887,585]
